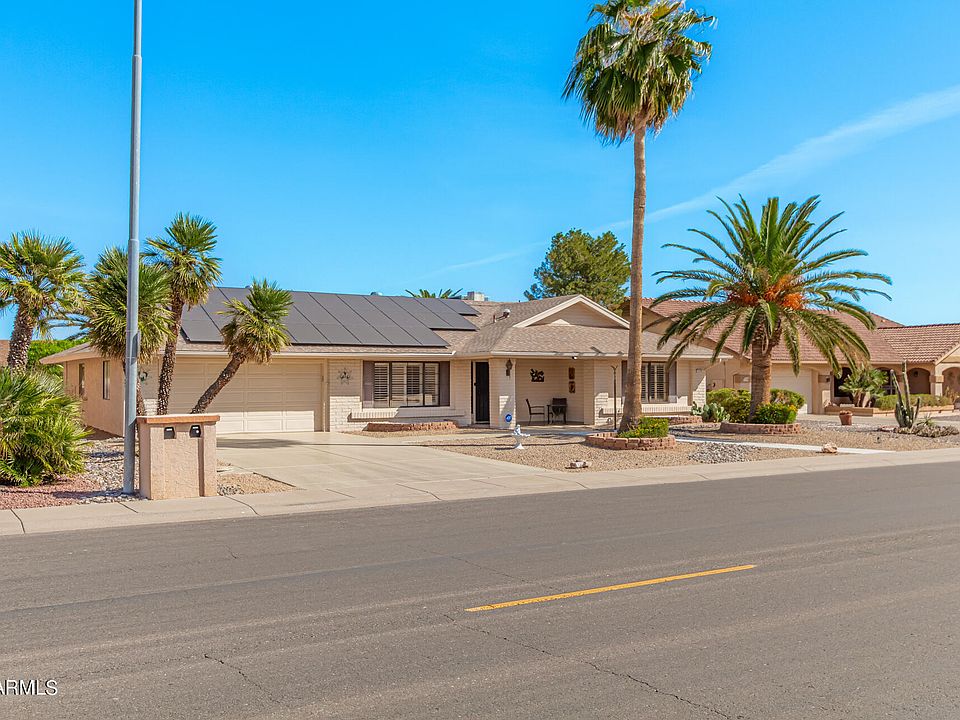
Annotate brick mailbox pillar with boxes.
[137,415,220,500]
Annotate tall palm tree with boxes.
[0,232,85,369]
[565,0,713,432]
[146,213,222,415]
[651,196,892,419]
[82,247,172,415]
[405,288,463,298]
[191,280,291,414]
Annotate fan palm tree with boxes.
[565,0,713,431]
[0,367,88,486]
[146,213,222,415]
[405,288,463,298]
[191,280,291,414]
[0,232,85,369]
[82,247,172,415]
[651,196,892,419]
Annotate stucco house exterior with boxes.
[42,291,723,436]
[643,299,960,413]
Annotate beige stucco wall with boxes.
[63,358,124,436]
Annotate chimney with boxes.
[465,291,486,302]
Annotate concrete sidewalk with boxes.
[1,447,958,537]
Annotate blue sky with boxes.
[2,0,959,339]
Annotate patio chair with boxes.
[549,397,568,424]
[525,398,546,424]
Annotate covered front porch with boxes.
[479,356,709,429]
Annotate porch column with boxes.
[932,364,945,397]
[488,358,517,429]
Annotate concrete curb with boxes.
[1,447,958,537]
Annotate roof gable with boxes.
[515,296,629,330]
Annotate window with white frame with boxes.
[365,362,446,408]
[102,360,111,400]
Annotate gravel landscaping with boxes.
[0,436,290,511]
[423,433,815,472]
[675,420,960,451]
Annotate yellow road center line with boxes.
[465,564,756,612]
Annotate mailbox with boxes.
[137,415,220,499]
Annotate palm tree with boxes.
[651,196,892,419]
[0,367,88,486]
[565,0,713,432]
[82,247,172,415]
[839,364,888,407]
[0,232,85,369]
[191,280,291,414]
[146,213,222,415]
[405,288,463,298]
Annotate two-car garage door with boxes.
[169,359,323,434]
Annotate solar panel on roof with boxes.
[178,288,476,348]
[439,298,480,316]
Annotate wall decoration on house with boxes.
[506,359,513,376]
[338,368,352,384]
[568,381,576,394]
[530,369,545,383]
[568,367,576,380]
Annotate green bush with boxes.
[27,339,84,379]
[0,368,88,486]
[752,403,798,425]
[618,417,670,439]
[707,389,750,423]
[770,388,805,408]
[875,394,951,411]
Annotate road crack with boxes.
[442,613,741,719]
[204,652,284,707]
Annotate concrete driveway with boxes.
[217,431,576,503]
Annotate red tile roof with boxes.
[642,299,956,365]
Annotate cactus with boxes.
[891,362,920,430]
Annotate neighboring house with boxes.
[41,290,724,435]
[643,299,960,413]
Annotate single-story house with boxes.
[42,290,725,435]
[643,299,960,413]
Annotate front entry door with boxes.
[474,362,490,423]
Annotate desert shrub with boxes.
[899,419,960,438]
[0,368,88,486]
[618,417,670,439]
[875,394,951,411]
[752,403,798,425]
[706,388,746,406]
[770,388,805,408]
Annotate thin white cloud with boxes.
[418,243,541,280]
[626,83,960,225]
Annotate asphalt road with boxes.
[2,461,960,719]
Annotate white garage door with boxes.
[770,368,812,414]
[168,359,322,434]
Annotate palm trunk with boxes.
[155,296,185,415]
[192,355,244,414]
[619,129,646,432]
[749,338,773,420]
[7,307,34,370]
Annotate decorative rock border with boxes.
[364,421,459,433]
[586,433,678,451]
[666,415,703,426]
[719,421,801,435]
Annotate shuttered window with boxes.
[642,363,667,402]
[620,361,670,403]
[364,362,447,408]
